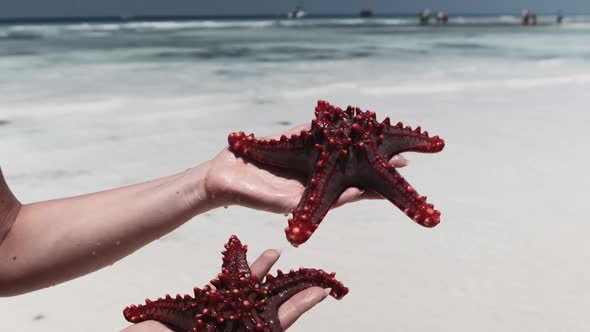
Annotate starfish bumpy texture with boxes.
[123,235,348,332]
[228,100,445,246]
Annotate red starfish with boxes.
[228,100,445,246]
[123,235,348,331]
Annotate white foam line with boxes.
[361,75,590,96]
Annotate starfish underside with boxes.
[228,100,445,246]
[123,235,348,332]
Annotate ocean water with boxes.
[1,15,590,105]
[2,15,590,332]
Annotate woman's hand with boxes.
[204,124,409,214]
[0,124,407,297]
[122,248,333,331]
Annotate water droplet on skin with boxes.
[115,240,121,246]
[91,251,97,256]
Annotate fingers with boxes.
[120,320,173,332]
[332,154,409,207]
[249,249,281,280]
[209,249,280,291]
[389,154,409,168]
[279,287,330,330]
[333,187,364,208]
[249,249,329,331]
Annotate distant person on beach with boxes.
[557,10,563,24]
[0,125,408,331]
[419,8,431,25]
[522,10,538,26]
[522,10,531,25]
[436,11,449,24]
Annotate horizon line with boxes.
[0,11,579,23]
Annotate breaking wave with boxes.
[1,15,589,40]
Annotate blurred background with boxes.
[1,1,589,331]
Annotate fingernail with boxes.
[323,289,332,296]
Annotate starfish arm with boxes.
[123,295,199,331]
[265,268,348,300]
[228,131,315,174]
[219,235,251,288]
[377,120,445,157]
[123,236,348,331]
[285,152,347,246]
[362,141,441,228]
[260,268,349,331]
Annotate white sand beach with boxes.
[1,18,590,331]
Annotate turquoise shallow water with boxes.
[2,15,590,332]
[1,15,590,103]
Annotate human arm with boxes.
[0,168,21,248]
[0,163,214,296]
[120,248,330,331]
[0,125,407,297]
